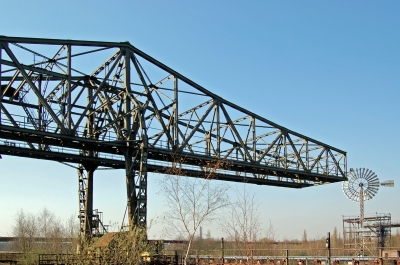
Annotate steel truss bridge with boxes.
[0,36,347,236]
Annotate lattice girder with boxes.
[0,36,347,228]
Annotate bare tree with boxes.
[302,229,308,244]
[37,208,66,252]
[259,220,277,252]
[264,220,277,242]
[158,159,230,264]
[221,185,262,257]
[11,208,72,265]
[332,226,339,247]
[12,209,39,253]
[64,214,80,239]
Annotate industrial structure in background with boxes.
[342,168,398,256]
[0,36,347,237]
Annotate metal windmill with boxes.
[342,168,394,227]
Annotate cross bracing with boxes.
[0,36,347,235]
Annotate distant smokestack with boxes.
[200,226,202,240]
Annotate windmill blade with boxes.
[343,171,360,202]
[365,170,379,183]
[342,167,380,202]
[368,185,379,193]
[357,168,365,179]
[364,169,373,180]
[358,168,365,179]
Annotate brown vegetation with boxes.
[9,208,155,265]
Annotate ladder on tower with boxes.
[78,165,108,237]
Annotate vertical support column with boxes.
[123,50,148,229]
[326,232,331,265]
[38,75,42,129]
[136,135,148,225]
[306,140,309,171]
[67,45,72,133]
[325,149,329,174]
[78,166,86,235]
[252,117,256,161]
[80,75,98,238]
[221,237,224,265]
[124,119,148,229]
[0,43,2,125]
[124,48,135,228]
[83,165,96,237]
[38,75,42,149]
[283,134,287,169]
[285,249,289,265]
[216,101,220,158]
[206,132,210,156]
[359,184,364,228]
[342,217,346,251]
[84,75,94,238]
[125,148,135,228]
[124,49,131,137]
[173,76,178,149]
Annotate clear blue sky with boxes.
[1,1,399,240]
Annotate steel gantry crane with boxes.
[0,36,347,237]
